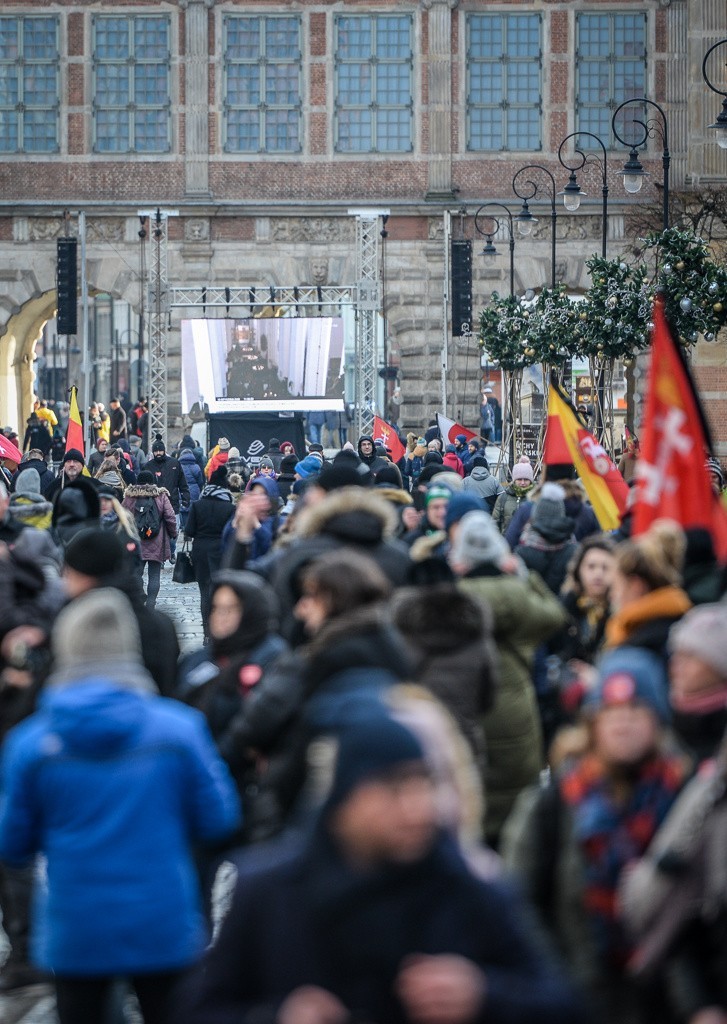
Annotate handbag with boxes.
[173,541,196,584]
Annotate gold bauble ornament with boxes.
[714,303,724,313]
[524,347,535,357]
[623,357,635,368]
[579,312,588,321]
[549,344,556,351]
[676,261,685,271]
[596,342,605,351]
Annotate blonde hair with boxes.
[614,519,685,590]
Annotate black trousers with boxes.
[55,971,183,1024]
[0,861,33,969]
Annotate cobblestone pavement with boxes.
[0,560,204,1023]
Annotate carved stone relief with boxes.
[184,218,210,242]
[88,218,125,243]
[270,218,355,243]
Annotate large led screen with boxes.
[181,317,346,413]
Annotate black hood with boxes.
[210,569,280,656]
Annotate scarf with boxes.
[560,752,686,966]
[605,586,692,648]
[201,484,233,502]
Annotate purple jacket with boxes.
[123,484,177,563]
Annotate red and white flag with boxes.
[436,413,478,447]
[372,416,406,463]
[633,295,727,557]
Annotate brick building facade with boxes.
[0,0,726,447]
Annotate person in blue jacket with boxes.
[0,587,240,1024]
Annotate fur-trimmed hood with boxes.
[375,485,414,507]
[123,483,169,499]
[294,486,397,542]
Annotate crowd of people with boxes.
[0,395,726,1024]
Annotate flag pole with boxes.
[79,210,90,460]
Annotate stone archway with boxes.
[0,290,57,433]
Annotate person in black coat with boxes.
[178,715,585,1024]
[12,452,56,499]
[185,468,235,638]
[21,414,52,458]
[148,438,190,514]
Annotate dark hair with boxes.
[562,535,615,597]
[300,550,391,620]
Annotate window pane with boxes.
[135,63,167,105]
[470,63,501,105]
[578,15,609,57]
[24,18,56,57]
[338,63,370,104]
[0,110,18,150]
[227,64,259,106]
[266,64,298,106]
[337,108,371,151]
[579,61,609,104]
[96,109,129,152]
[265,109,298,151]
[469,15,500,58]
[377,16,410,59]
[227,109,259,151]
[24,109,56,151]
[135,109,167,152]
[376,63,408,105]
[338,18,371,59]
[0,65,18,106]
[97,64,129,106]
[377,108,409,151]
[24,64,56,106]
[507,107,539,150]
[0,20,19,60]
[96,18,129,59]
[266,18,298,60]
[227,18,259,60]
[134,17,168,60]
[576,13,647,143]
[469,109,501,150]
[507,62,538,103]
[507,15,539,57]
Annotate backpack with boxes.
[134,495,162,539]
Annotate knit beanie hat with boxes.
[425,484,451,506]
[268,437,281,449]
[52,587,142,672]
[14,468,42,498]
[511,456,534,483]
[258,456,275,471]
[587,646,671,724]
[455,434,467,445]
[669,604,727,695]
[325,716,426,811]
[228,447,241,460]
[417,464,446,486]
[295,455,322,479]
[63,448,85,465]
[449,510,510,570]
[179,434,195,451]
[151,438,166,453]
[217,437,231,452]
[531,482,567,532]
[471,455,488,469]
[308,450,325,465]
[374,463,403,489]
[444,492,486,531]
[64,526,129,580]
[423,451,444,466]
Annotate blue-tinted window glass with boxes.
[467,13,541,151]
[0,16,58,153]
[224,15,301,153]
[335,14,412,153]
[93,15,170,153]
[576,13,647,145]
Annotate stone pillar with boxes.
[423,0,458,201]
[686,0,727,183]
[181,0,213,196]
[665,1,688,189]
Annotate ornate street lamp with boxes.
[557,131,608,259]
[512,165,557,289]
[702,40,727,150]
[612,98,670,231]
[474,203,515,297]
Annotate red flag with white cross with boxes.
[632,295,727,558]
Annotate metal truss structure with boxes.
[169,285,355,314]
[353,213,381,438]
[146,209,171,445]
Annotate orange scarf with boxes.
[605,586,692,648]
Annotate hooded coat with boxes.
[179,449,205,504]
[464,464,503,512]
[122,483,178,563]
[12,459,56,499]
[357,435,389,474]
[0,656,239,975]
[9,493,53,531]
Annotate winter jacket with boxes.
[517,522,578,596]
[122,484,178,563]
[179,449,205,505]
[493,485,532,535]
[8,494,53,531]
[458,568,568,844]
[464,465,503,512]
[185,486,235,548]
[22,424,52,458]
[443,451,466,478]
[179,828,586,1024]
[604,586,692,668]
[109,405,127,440]
[0,675,240,975]
[205,449,229,480]
[148,453,190,513]
[12,459,56,499]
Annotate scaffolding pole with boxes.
[139,207,177,445]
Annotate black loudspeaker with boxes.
[56,237,78,335]
[451,240,472,337]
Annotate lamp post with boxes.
[474,203,515,297]
[702,40,727,150]
[512,165,557,289]
[557,132,608,259]
[612,98,670,231]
